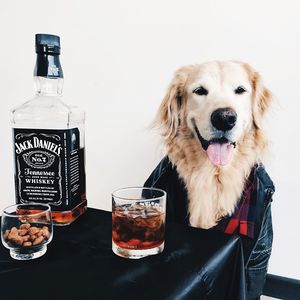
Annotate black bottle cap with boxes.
[35,34,61,54]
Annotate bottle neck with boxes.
[34,53,64,96]
[34,77,63,96]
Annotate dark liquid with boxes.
[112,206,165,250]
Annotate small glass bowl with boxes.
[1,203,53,260]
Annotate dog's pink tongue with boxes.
[207,143,234,166]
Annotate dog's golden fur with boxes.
[155,61,272,229]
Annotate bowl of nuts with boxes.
[1,203,53,260]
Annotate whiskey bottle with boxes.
[11,34,87,225]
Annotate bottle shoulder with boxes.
[11,96,85,127]
[12,95,83,112]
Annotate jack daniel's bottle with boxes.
[11,34,87,225]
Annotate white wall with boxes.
[0,0,299,279]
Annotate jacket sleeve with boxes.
[144,157,170,188]
[245,204,273,300]
[144,157,189,224]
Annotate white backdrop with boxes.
[0,0,299,279]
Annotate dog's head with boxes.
[156,61,272,166]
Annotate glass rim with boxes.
[2,203,51,218]
[112,186,166,201]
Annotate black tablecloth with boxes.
[0,208,246,300]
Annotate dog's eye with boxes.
[234,86,247,94]
[193,86,208,96]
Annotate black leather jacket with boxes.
[144,156,275,300]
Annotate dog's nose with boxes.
[210,108,237,131]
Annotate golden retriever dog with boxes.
[154,61,272,229]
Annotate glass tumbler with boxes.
[112,187,166,259]
[1,203,53,260]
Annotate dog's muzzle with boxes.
[191,118,236,166]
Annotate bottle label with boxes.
[13,128,83,210]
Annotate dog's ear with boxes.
[155,66,193,139]
[244,63,273,129]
